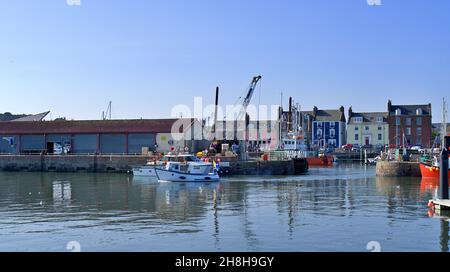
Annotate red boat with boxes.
[307,155,334,167]
[419,162,450,179]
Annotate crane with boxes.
[232,75,262,160]
[235,75,262,122]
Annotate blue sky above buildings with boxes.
[0,0,449,121]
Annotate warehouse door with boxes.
[47,142,54,154]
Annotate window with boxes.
[317,122,322,128]
[355,127,359,131]
[317,129,322,138]
[406,118,412,126]
[329,122,335,128]
[378,126,382,131]
[417,136,422,145]
[330,129,335,138]
[417,117,422,126]
[396,117,401,125]
[355,134,359,141]
[378,134,382,141]
[365,126,369,131]
[376,117,383,123]
[354,117,363,123]
[417,127,422,136]
[395,109,402,115]
[416,108,423,115]
[406,127,411,135]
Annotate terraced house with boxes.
[387,100,432,148]
[346,108,389,148]
[310,106,346,148]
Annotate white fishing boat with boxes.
[155,161,220,182]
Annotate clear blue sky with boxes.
[0,0,449,121]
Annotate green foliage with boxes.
[0,112,28,121]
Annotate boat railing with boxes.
[266,150,309,160]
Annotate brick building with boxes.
[387,100,432,148]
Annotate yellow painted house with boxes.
[346,107,389,147]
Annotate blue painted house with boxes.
[311,106,346,148]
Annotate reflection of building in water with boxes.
[52,181,72,204]
[376,177,424,204]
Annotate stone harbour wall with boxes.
[376,161,421,177]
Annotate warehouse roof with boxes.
[0,118,196,135]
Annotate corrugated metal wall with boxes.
[21,135,45,151]
[47,134,71,144]
[100,134,126,154]
[0,135,19,154]
[73,134,97,154]
[128,133,155,154]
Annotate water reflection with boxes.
[441,218,449,252]
[0,169,449,251]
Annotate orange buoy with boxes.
[428,200,434,209]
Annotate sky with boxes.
[0,0,449,122]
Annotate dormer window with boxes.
[354,117,363,123]
[395,109,402,116]
[376,117,383,123]
[416,108,423,115]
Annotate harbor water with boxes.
[0,164,448,252]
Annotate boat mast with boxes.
[442,98,448,148]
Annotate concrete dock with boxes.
[429,199,450,211]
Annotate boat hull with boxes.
[155,168,220,182]
[306,155,334,167]
[420,163,450,179]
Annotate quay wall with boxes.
[0,155,308,176]
[0,155,153,173]
[376,161,421,177]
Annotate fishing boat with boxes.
[155,161,220,182]
[420,161,450,179]
[421,98,450,179]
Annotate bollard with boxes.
[440,147,449,200]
